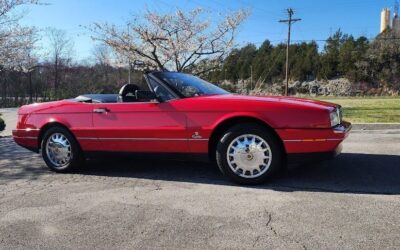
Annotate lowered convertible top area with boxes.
[74,94,119,103]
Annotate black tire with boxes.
[216,123,283,185]
[41,126,84,173]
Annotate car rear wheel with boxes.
[216,123,283,184]
[41,126,84,173]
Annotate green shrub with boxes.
[0,114,5,132]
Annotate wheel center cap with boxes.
[246,154,253,160]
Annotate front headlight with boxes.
[330,107,342,127]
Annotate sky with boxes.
[18,0,396,61]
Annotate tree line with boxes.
[203,29,400,94]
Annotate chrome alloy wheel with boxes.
[226,134,272,178]
[45,133,73,168]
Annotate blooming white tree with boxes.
[0,0,38,69]
[90,8,249,72]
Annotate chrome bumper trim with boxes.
[333,121,352,134]
[77,137,209,141]
[283,138,342,142]
[13,136,37,140]
[13,128,40,131]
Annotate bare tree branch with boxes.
[46,28,74,95]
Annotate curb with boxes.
[352,123,400,130]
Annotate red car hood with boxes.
[202,94,337,110]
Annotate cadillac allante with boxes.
[13,71,351,184]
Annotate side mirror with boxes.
[133,60,145,66]
[135,90,158,102]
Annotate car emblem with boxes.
[192,132,202,139]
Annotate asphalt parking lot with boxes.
[0,110,399,249]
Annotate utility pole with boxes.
[128,59,131,84]
[250,65,253,94]
[127,23,132,84]
[279,8,301,96]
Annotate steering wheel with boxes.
[118,83,141,102]
[153,85,167,99]
[153,85,160,95]
[153,85,175,101]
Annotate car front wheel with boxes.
[216,123,283,184]
[41,126,84,173]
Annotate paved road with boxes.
[0,113,400,249]
[0,108,18,137]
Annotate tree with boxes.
[222,49,240,83]
[236,43,257,80]
[92,44,113,83]
[363,30,400,90]
[90,8,249,73]
[0,0,38,105]
[0,0,38,67]
[339,36,369,81]
[93,44,112,67]
[19,46,39,103]
[46,28,74,97]
[252,40,273,82]
[284,42,318,81]
[263,43,286,82]
[318,30,345,79]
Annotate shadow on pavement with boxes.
[0,137,47,183]
[1,137,400,195]
[79,152,400,195]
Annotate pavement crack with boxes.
[265,212,277,236]
[252,235,260,247]
[265,213,272,227]
[263,210,306,249]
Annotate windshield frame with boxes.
[145,73,181,102]
[149,72,229,99]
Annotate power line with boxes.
[243,36,400,47]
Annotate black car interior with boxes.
[75,83,157,103]
[117,83,141,103]
[73,72,183,103]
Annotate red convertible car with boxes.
[13,71,351,184]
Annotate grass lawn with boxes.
[313,97,400,123]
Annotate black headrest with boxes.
[119,84,141,96]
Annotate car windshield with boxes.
[153,72,229,98]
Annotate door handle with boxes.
[93,108,110,113]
